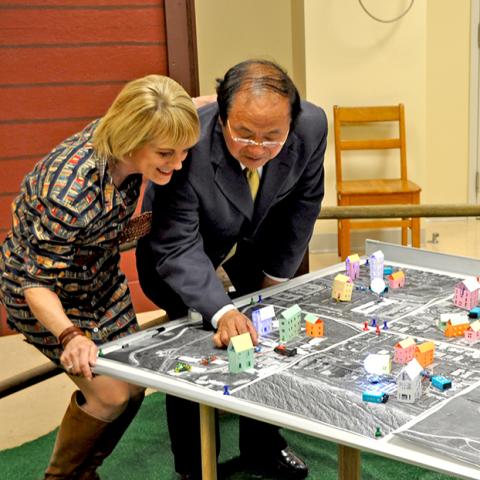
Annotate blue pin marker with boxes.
[223,385,230,396]
[383,320,388,330]
[371,318,377,327]
[258,294,262,303]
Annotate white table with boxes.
[95,240,480,480]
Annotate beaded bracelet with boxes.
[58,326,85,348]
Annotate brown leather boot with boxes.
[77,391,145,479]
[44,391,110,479]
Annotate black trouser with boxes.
[166,395,287,475]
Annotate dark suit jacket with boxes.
[137,101,327,323]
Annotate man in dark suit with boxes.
[137,59,327,480]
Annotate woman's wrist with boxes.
[58,326,85,348]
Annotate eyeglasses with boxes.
[227,120,288,149]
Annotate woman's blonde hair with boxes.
[93,74,200,162]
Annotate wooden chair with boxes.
[333,104,421,260]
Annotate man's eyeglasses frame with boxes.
[226,120,288,149]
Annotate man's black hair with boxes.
[216,59,301,125]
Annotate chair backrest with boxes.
[333,104,407,184]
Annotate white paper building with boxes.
[369,250,384,281]
[397,358,423,403]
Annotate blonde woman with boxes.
[0,74,199,479]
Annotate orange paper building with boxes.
[305,313,324,337]
[444,317,470,337]
[415,341,435,368]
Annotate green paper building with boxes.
[279,304,302,342]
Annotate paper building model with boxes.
[228,333,254,373]
[388,270,405,289]
[444,315,470,337]
[305,313,324,337]
[453,277,480,310]
[345,254,360,281]
[332,273,353,301]
[396,358,423,403]
[279,304,302,343]
[251,305,274,335]
[437,313,468,332]
[394,337,416,364]
[465,320,480,344]
[369,250,384,281]
[415,341,435,368]
[363,353,392,375]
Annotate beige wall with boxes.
[426,1,471,204]
[195,0,294,94]
[195,0,473,250]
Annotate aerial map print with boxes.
[101,259,480,469]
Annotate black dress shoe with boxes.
[241,446,309,480]
[177,464,228,480]
[178,474,199,480]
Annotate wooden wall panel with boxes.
[0,121,95,158]
[1,84,126,121]
[1,46,167,85]
[0,157,40,193]
[0,7,165,45]
[0,305,9,337]
[3,0,155,6]
[0,194,15,232]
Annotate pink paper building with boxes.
[388,270,405,289]
[453,278,480,310]
[465,320,480,344]
[394,337,416,364]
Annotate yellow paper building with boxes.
[332,273,353,301]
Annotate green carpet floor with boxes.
[0,392,457,479]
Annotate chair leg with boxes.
[411,218,421,247]
[339,219,351,261]
[337,220,342,257]
[401,219,408,246]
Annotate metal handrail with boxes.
[318,204,480,219]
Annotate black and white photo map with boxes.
[102,261,480,469]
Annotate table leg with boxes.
[338,444,361,480]
[200,403,217,480]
